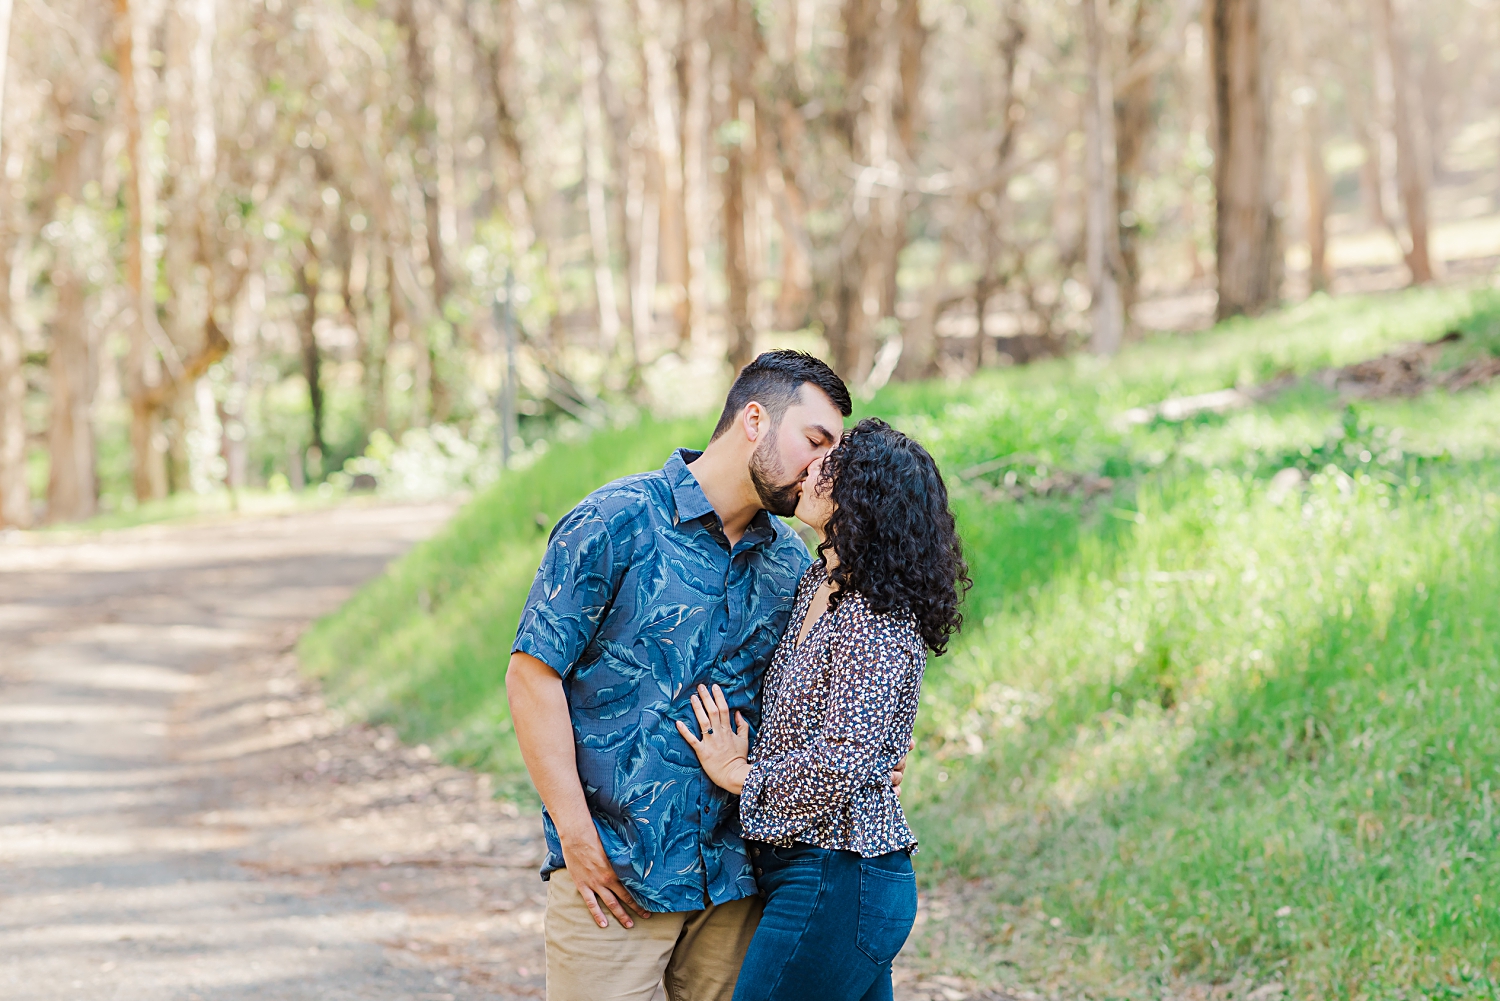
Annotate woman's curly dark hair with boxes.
[815,418,971,655]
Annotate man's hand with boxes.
[556,825,652,930]
[507,651,651,929]
[676,684,752,795]
[890,735,915,794]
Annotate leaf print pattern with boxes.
[512,448,810,912]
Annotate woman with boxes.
[677,417,970,1001]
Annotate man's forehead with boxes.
[788,382,846,422]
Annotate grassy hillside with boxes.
[301,286,1500,998]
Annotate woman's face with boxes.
[793,454,836,535]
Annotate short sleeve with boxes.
[511,503,617,678]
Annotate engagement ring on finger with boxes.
[706,728,714,734]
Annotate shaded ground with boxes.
[0,505,549,1000]
[0,504,1006,1001]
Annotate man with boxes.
[507,351,853,1000]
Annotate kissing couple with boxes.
[508,350,970,1001]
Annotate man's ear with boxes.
[741,401,765,442]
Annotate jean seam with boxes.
[763,851,829,999]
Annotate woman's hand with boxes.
[675,684,752,795]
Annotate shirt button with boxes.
[754,867,763,876]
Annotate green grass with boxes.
[301,285,1500,998]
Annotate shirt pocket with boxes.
[855,861,918,966]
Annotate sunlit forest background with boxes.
[4,0,1500,996]
[0,0,1497,524]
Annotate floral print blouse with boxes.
[738,560,927,856]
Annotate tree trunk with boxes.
[1113,0,1153,335]
[115,0,168,501]
[884,0,924,323]
[0,0,27,528]
[1373,0,1433,284]
[1207,0,1281,319]
[761,104,813,332]
[47,263,96,523]
[163,0,216,494]
[40,103,99,524]
[1289,0,1329,294]
[1084,0,1124,355]
[0,241,24,528]
[828,0,926,383]
[398,0,452,425]
[587,0,641,365]
[1302,108,1330,293]
[635,0,688,344]
[462,0,538,248]
[295,243,325,470]
[904,233,951,379]
[358,241,388,435]
[678,0,710,344]
[579,22,622,355]
[720,0,757,372]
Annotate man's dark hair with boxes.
[710,350,852,441]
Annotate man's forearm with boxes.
[506,652,596,843]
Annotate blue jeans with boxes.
[733,842,918,1001]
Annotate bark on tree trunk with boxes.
[1207,0,1281,319]
[42,106,99,523]
[398,0,451,424]
[720,0,757,373]
[1289,0,1329,294]
[295,243,326,470]
[904,233,951,379]
[587,0,641,364]
[678,0,710,345]
[1113,0,1153,335]
[116,0,169,501]
[380,251,401,434]
[636,0,689,345]
[0,0,27,528]
[1373,0,1434,284]
[828,0,925,383]
[1301,110,1330,293]
[761,104,813,332]
[463,0,538,248]
[883,0,923,329]
[1084,0,1124,355]
[162,0,216,494]
[46,264,96,523]
[0,239,24,528]
[580,23,622,355]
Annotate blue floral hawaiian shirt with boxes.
[512,448,812,912]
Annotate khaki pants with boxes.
[545,867,762,1001]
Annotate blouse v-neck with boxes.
[790,561,835,650]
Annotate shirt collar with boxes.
[665,448,716,523]
[664,447,778,546]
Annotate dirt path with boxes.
[0,505,550,1000]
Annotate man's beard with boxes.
[748,436,803,517]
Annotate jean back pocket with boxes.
[856,860,918,966]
